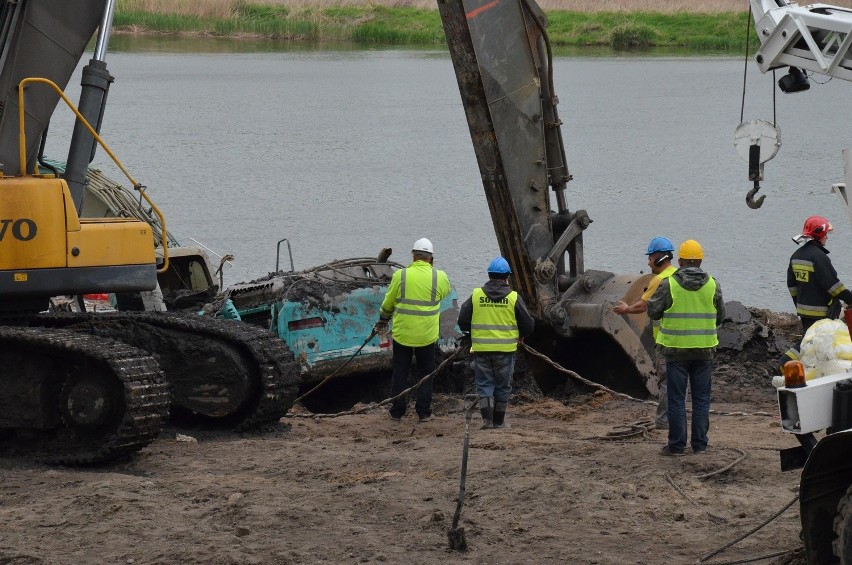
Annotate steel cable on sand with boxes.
[293,329,378,404]
[697,495,800,564]
[520,343,776,418]
[285,341,467,419]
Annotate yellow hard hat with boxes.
[678,239,704,260]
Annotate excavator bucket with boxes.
[438,0,658,397]
[535,272,658,399]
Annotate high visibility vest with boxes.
[380,262,449,347]
[651,266,678,340]
[470,288,519,353]
[656,276,719,348]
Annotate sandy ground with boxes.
[0,372,809,565]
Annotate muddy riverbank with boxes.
[0,303,814,565]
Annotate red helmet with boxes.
[801,216,833,239]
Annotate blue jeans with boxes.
[473,352,515,403]
[665,358,712,452]
[655,345,668,427]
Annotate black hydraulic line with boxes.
[36,125,60,178]
[698,495,800,563]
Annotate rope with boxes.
[294,329,378,404]
[285,343,467,419]
[695,448,748,480]
[698,495,800,563]
[521,343,657,405]
[520,343,775,419]
[582,420,656,441]
[699,549,795,565]
[665,473,728,522]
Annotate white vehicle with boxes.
[747,0,852,561]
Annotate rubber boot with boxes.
[479,397,494,429]
[493,400,510,429]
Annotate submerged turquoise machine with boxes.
[219,251,460,385]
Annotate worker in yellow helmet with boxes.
[612,236,677,430]
[374,238,452,423]
[647,239,725,457]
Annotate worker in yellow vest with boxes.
[457,257,534,429]
[612,236,677,429]
[647,240,725,457]
[375,238,452,423]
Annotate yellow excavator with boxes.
[0,0,299,464]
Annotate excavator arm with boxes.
[439,0,657,398]
[438,0,581,320]
[0,0,109,177]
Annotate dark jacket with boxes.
[647,267,725,361]
[787,240,852,322]
[457,279,535,349]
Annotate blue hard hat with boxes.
[645,236,675,255]
[487,257,512,275]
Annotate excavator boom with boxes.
[439,0,656,398]
[0,0,108,176]
[438,0,579,319]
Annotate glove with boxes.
[373,319,389,335]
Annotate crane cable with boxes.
[740,5,778,127]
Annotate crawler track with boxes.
[0,327,170,464]
[36,312,299,429]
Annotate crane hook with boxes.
[746,183,765,209]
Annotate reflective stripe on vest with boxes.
[471,288,519,353]
[395,267,441,317]
[657,276,719,348]
[796,301,830,318]
[651,266,677,340]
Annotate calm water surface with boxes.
[44,39,852,311]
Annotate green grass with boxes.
[113,5,758,50]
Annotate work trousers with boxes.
[666,358,712,453]
[655,344,668,428]
[473,352,515,403]
[389,340,436,419]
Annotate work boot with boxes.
[478,397,494,429]
[493,401,510,429]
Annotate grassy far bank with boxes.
[112,0,845,50]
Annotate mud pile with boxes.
[714,301,801,401]
[457,301,802,405]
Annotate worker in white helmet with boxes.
[375,238,452,423]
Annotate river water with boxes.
[43,37,852,312]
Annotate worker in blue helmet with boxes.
[612,236,676,429]
[457,257,534,429]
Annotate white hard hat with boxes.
[412,238,433,254]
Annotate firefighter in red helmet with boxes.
[788,215,852,334]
